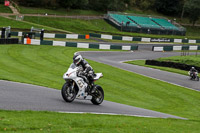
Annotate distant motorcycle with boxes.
[61,63,104,105]
[188,71,199,81]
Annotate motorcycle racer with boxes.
[73,52,96,93]
[189,67,198,80]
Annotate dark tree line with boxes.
[12,0,187,13]
[13,0,129,11]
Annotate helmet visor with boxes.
[74,58,80,65]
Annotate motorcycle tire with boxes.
[91,85,104,105]
[61,82,76,103]
[197,76,199,81]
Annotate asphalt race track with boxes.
[0,80,185,119]
[1,49,199,119]
[81,51,200,91]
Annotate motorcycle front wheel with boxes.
[61,82,76,103]
[91,85,104,105]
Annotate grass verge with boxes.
[0,4,12,13]
[1,110,200,133]
[125,60,188,76]
[0,16,45,30]
[19,6,103,16]
[23,16,200,39]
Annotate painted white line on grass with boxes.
[58,111,164,119]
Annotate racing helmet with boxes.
[191,67,195,69]
[73,54,83,65]
[74,52,80,56]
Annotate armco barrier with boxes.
[145,60,200,71]
[11,31,88,39]
[89,33,200,44]
[152,45,200,52]
[0,38,19,44]
[23,39,138,51]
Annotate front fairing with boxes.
[63,63,78,80]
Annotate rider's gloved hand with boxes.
[79,71,86,76]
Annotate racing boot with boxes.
[90,82,96,94]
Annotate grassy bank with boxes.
[1,110,200,133]
[23,16,200,39]
[0,45,199,120]
[0,16,45,30]
[0,4,12,13]
[0,16,72,33]
[19,6,103,16]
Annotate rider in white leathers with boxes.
[73,52,96,93]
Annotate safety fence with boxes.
[152,45,200,52]
[7,31,200,44]
[9,31,89,39]
[0,38,19,44]
[89,33,200,44]
[23,39,138,51]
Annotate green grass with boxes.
[24,16,117,34]
[0,16,72,33]
[0,4,12,13]
[23,16,200,39]
[1,110,200,133]
[125,60,188,76]
[19,6,103,15]
[0,45,199,120]
[157,55,200,67]
[0,16,44,30]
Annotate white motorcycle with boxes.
[61,63,104,105]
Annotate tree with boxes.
[184,0,200,26]
[154,0,181,15]
[180,0,187,22]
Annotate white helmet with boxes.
[73,54,83,65]
[74,52,80,56]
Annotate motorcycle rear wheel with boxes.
[61,82,76,103]
[91,85,104,105]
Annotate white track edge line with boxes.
[58,111,178,119]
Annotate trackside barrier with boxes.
[23,39,138,51]
[145,60,200,71]
[152,45,200,52]
[11,31,89,39]
[0,38,19,44]
[89,33,200,44]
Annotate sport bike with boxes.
[188,71,199,81]
[61,63,104,105]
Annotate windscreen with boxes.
[69,63,76,69]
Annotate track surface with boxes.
[0,80,184,119]
[81,51,200,91]
[1,50,198,119]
